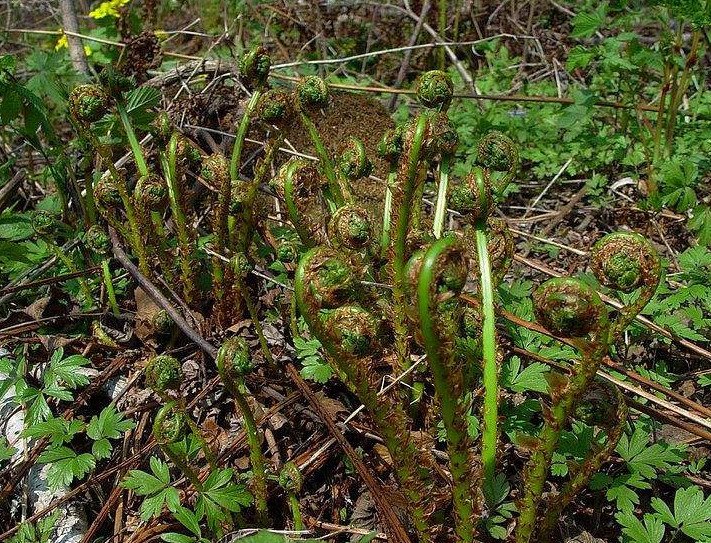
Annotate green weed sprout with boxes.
[152,401,203,491]
[216,337,268,522]
[85,224,120,316]
[144,355,217,468]
[278,462,303,531]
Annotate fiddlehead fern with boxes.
[86,224,120,316]
[144,354,217,468]
[295,247,434,541]
[590,231,661,337]
[68,84,109,125]
[431,113,459,238]
[377,126,403,256]
[273,158,329,248]
[336,137,373,202]
[216,337,269,522]
[449,158,514,499]
[416,235,480,541]
[327,205,373,253]
[295,75,342,211]
[152,401,203,491]
[476,131,519,193]
[278,461,304,531]
[202,153,231,297]
[516,278,609,543]
[416,70,454,111]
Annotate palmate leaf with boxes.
[651,486,711,542]
[46,348,90,389]
[121,457,180,520]
[616,511,665,543]
[37,446,95,490]
[501,356,549,393]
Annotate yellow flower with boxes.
[153,30,168,41]
[55,31,92,56]
[88,0,130,19]
[55,33,68,51]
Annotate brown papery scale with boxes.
[299,247,358,311]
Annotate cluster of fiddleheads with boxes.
[515,232,661,543]
[282,69,521,541]
[62,49,665,542]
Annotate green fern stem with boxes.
[433,153,451,238]
[537,385,627,543]
[392,113,428,372]
[237,133,284,253]
[101,259,120,316]
[224,378,268,522]
[289,494,302,531]
[475,225,498,502]
[298,111,341,212]
[162,135,195,304]
[282,161,316,248]
[417,236,476,541]
[234,267,276,368]
[515,338,608,543]
[115,102,149,178]
[230,90,261,182]
[380,169,395,258]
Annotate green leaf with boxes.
[21,416,83,445]
[91,438,112,460]
[172,505,202,537]
[652,486,711,541]
[46,351,90,389]
[617,511,664,543]
[571,3,608,38]
[0,437,16,463]
[567,45,598,71]
[690,205,711,246]
[87,405,135,441]
[501,356,549,393]
[200,467,253,513]
[37,446,95,490]
[161,534,195,543]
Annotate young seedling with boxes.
[216,337,269,523]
